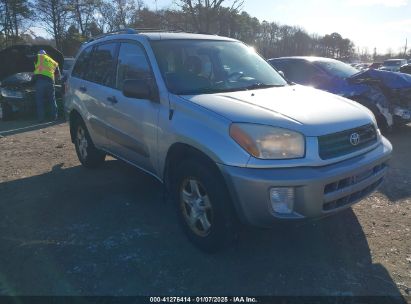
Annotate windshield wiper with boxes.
[244,83,285,90]
[175,83,286,95]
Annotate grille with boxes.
[323,178,383,211]
[324,163,386,194]
[318,124,377,160]
[323,163,386,211]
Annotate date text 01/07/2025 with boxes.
[149,297,258,303]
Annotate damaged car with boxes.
[268,56,411,129]
[0,72,35,120]
[400,64,411,75]
[0,44,64,121]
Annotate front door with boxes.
[104,41,160,175]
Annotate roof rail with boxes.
[86,27,207,43]
[133,28,165,32]
[132,28,192,33]
[87,28,137,42]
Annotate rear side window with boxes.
[84,43,118,87]
[72,46,93,78]
[269,60,286,73]
[277,60,325,85]
[116,42,152,91]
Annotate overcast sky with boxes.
[151,0,411,54]
[32,0,410,55]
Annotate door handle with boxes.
[107,96,118,104]
[79,86,87,93]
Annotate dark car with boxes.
[0,72,35,120]
[400,64,411,75]
[268,56,411,128]
[0,44,64,121]
[369,62,383,69]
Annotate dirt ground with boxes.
[0,120,410,299]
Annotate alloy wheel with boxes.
[76,125,88,160]
[180,178,213,237]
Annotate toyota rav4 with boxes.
[64,29,392,251]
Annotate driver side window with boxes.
[116,42,152,91]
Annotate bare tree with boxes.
[32,0,70,51]
[68,0,99,37]
[176,0,243,33]
[96,0,142,32]
[0,0,31,46]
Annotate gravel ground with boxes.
[0,120,410,298]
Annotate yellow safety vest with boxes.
[34,54,58,81]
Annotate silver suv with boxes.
[64,29,392,251]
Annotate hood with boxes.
[181,85,374,136]
[315,75,370,98]
[0,44,64,81]
[0,72,33,88]
[348,68,411,89]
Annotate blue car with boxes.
[269,56,411,129]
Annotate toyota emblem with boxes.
[350,132,360,146]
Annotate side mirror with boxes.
[122,78,157,101]
[278,70,285,78]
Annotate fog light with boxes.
[270,187,295,214]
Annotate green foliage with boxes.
[61,25,86,56]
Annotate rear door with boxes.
[104,41,160,175]
[70,45,108,148]
[70,42,119,150]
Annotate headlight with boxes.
[1,88,24,99]
[229,123,305,159]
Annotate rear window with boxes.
[84,43,118,87]
[72,47,93,78]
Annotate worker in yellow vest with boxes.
[34,50,61,122]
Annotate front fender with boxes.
[156,95,250,180]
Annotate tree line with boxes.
[1,0,410,61]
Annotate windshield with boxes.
[383,60,403,66]
[314,59,359,78]
[150,40,287,95]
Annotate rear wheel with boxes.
[73,117,106,168]
[173,159,237,252]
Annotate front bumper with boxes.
[218,137,392,227]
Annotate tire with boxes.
[0,102,12,121]
[172,159,237,252]
[73,117,106,168]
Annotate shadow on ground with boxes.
[379,124,411,202]
[0,119,64,136]
[0,159,406,300]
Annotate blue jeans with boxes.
[35,77,57,121]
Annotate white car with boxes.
[380,59,407,72]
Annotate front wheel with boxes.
[73,118,106,168]
[173,159,237,252]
